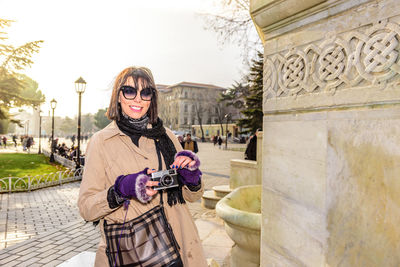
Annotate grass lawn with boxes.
[0,153,66,178]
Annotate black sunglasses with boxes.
[120,85,154,101]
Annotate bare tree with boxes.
[193,102,206,142]
[200,0,262,65]
[215,103,226,136]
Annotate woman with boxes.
[78,66,207,267]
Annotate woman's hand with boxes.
[170,156,197,169]
[145,169,159,197]
[114,168,159,203]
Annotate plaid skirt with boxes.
[104,204,183,267]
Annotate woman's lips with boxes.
[129,105,142,112]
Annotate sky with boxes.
[0,0,246,117]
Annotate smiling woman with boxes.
[78,66,207,267]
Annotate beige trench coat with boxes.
[78,121,207,267]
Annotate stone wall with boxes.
[230,132,263,189]
[251,0,400,266]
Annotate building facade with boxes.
[157,82,240,134]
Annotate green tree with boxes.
[94,108,111,130]
[82,113,96,134]
[237,51,263,134]
[0,18,44,123]
[18,74,45,103]
[7,121,16,133]
[0,119,9,134]
[59,116,76,135]
[219,81,250,109]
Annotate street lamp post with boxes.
[50,99,57,162]
[38,109,42,154]
[224,113,231,150]
[75,77,87,169]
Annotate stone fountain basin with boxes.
[216,185,261,265]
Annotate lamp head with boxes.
[75,77,87,93]
[50,98,57,109]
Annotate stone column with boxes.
[251,0,400,265]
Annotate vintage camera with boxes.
[151,169,179,190]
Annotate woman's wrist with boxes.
[107,186,126,209]
[185,179,202,192]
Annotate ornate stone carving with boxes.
[265,19,400,100]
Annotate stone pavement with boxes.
[0,183,82,249]
[0,142,245,266]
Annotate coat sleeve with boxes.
[182,183,204,202]
[78,134,117,221]
[165,129,204,202]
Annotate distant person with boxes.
[244,129,261,161]
[69,146,78,160]
[26,136,33,153]
[2,136,6,148]
[183,133,198,153]
[212,136,217,146]
[12,135,17,148]
[52,138,59,153]
[177,135,184,148]
[58,143,67,157]
[71,135,76,146]
[22,135,28,151]
[217,135,222,149]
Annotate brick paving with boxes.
[0,142,245,266]
[0,184,82,249]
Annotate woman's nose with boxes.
[132,94,141,103]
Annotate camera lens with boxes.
[161,175,173,186]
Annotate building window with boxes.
[184,117,187,125]
[175,118,178,124]
[184,104,188,112]
[184,91,188,98]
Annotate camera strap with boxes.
[154,139,164,206]
[154,139,162,171]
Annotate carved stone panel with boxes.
[264,17,400,113]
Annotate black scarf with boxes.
[116,115,185,206]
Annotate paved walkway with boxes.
[0,142,245,266]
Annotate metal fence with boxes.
[0,167,83,193]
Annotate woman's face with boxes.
[118,77,151,120]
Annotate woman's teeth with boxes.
[130,106,142,111]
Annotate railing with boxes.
[42,149,77,169]
[0,167,83,193]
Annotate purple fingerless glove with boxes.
[178,168,202,186]
[115,168,152,203]
[175,150,201,186]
